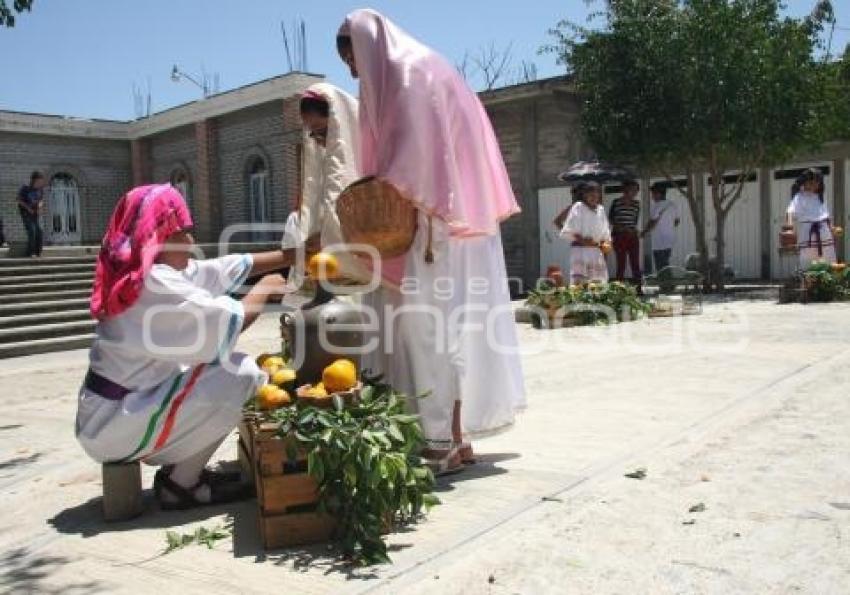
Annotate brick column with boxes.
[130,138,151,187]
[194,119,221,242]
[282,97,302,214]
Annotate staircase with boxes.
[0,253,96,358]
[0,242,280,358]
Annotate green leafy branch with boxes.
[266,374,439,566]
[163,525,231,554]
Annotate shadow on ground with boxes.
[0,547,101,594]
[432,452,518,492]
[0,452,42,471]
[47,489,245,539]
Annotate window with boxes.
[249,158,269,224]
[170,168,192,208]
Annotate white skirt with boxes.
[570,246,609,284]
[76,353,265,465]
[361,214,526,444]
[797,221,836,269]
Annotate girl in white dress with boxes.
[786,168,838,269]
[76,184,306,509]
[561,182,612,284]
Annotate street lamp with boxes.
[170,65,209,97]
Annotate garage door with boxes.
[538,187,573,279]
[769,162,833,280]
[846,159,850,262]
[704,171,761,279]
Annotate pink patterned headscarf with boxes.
[90,184,193,320]
[340,9,520,238]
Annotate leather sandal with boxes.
[154,467,253,511]
[423,442,464,477]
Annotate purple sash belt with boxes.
[84,369,130,401]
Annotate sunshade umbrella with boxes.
[557,161,636,185]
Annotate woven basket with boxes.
[779,229,797,250]
[336,177,417,259]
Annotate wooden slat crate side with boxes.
[237,420,254,487]
[260,512,336,549]
[261,473,320,515]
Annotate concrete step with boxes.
[0,263,95,277]
[0,297,90,316]
[0,271,93,285]
[0,256,96,267]
[0,333,94,359]
[0,319,96,345]
[0,309,92,329]
[0,288,91,305]
[0,278,92,296]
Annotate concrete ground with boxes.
[1,298,849,594]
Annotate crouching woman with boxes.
[76,184,300,510]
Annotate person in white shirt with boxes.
[785,168,838,269]
[560,182,612,284]
[76,184,317,511]
[642,182,681,273]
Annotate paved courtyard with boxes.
[1,298,849,594]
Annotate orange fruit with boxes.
[303,383,329,398]
[256,384,291,410]
[322,360,357,393]
[306,252,340,280]
[271,368,296,387]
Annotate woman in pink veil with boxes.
[338,9,526,474]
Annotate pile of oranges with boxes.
[254,354,296,411]
[252,354,359,410]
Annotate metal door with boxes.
[538,187,572,279]
[46,175,81,245]
[704,171,761,279]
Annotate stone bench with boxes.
[101,461,144,522]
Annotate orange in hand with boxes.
[306,252,340,280]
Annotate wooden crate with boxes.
[239,416,337,549]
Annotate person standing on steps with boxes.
[17,171,45,257]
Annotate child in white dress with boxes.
[560,182,612,284]
[786,168,838,269]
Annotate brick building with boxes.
[0,72,320,247]
[3,72,849,292]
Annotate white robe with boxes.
[294,83,369,284]
[75,254,266,465]
[362,213,526,445]
[560,201,612,283]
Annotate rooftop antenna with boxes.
[281,18,308,72]
[132,77,152,119]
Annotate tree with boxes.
[1,0,33,28]
[547,0,838,289]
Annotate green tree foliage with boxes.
[1,0,33,28]
[547,0,840,288]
